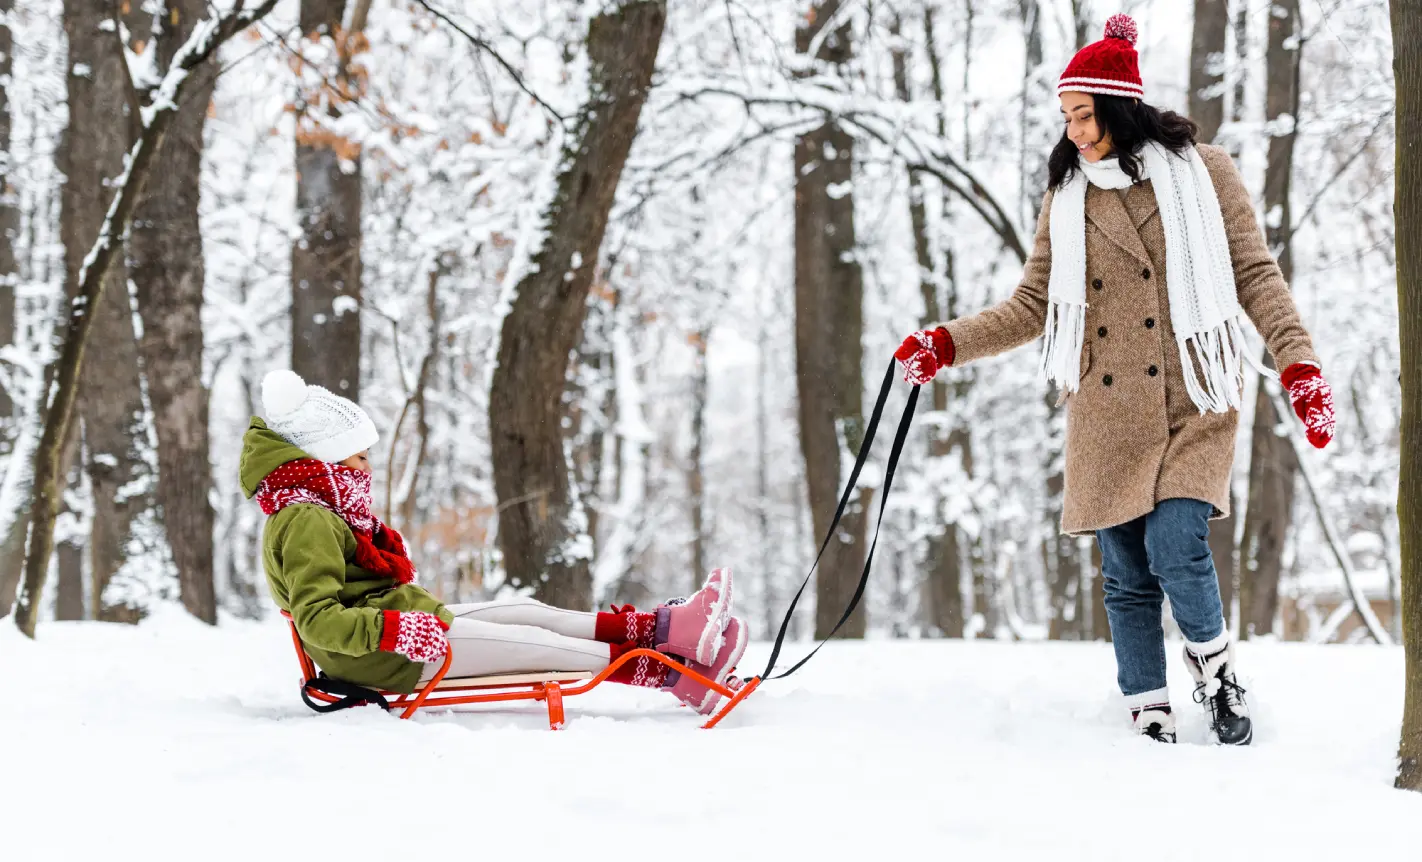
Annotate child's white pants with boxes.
[417,597,610,682]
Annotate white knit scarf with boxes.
[1041,142,1271,413]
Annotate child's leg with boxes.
[445,597,598,639]
[417,617,611,682]
[445,597,656,647]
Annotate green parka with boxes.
[239,417,453,693]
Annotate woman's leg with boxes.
[1142,498,1250,744]
[418,616,611,683]
[1097,514,1169,704]
[1141,498,1227,652]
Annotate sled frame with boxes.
[280,611,759,729]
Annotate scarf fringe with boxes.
[1177,315,1276,414]
[1039,299,1087,392]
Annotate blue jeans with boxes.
[1096,498,1226,697]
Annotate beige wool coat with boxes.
[942,143,1319,536]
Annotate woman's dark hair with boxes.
[1047,95,1200,190]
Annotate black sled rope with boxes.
[759,359,919,681]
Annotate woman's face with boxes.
[340,450,372,474]
[1060,92,1113,163]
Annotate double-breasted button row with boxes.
[1101,367,1160,385]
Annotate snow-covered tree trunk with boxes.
[893,10,963,637]
[488,0,666,610]
[1241,0,1301,639]
[1394,0,1422,792]
[10,0,281,636]
[129,0,218,624]
[795,0,868,640]
[688,327,708,593]
[1190,0,1229,142]
[291,0,364,398]
[60,0,154,622]
[0,0,15,422]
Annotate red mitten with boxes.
[379,610,450,663]
[894,327,954,385]
[1280,363,1335,449]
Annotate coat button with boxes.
[1145,317,1155,329]
[1148,365,1159,377]
[1142,267,1151,279]
[1098,326,1108,338]
[1103,374,1113,386]
[1092,278,1103,291]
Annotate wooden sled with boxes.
[280,611,759,729]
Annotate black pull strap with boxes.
[760,360,919,680]
[300,674,392,713]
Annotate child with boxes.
[240,369,747,714]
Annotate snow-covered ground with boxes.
[4,614,1419,861]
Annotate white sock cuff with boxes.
[1123,686,1171,710]
[1185,628,1231,657]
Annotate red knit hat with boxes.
[1058,14,1143,100]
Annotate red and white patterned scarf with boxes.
[254,458,417,585]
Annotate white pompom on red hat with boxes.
[261,369,378,463]
[1058,13,1145,100]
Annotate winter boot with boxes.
[1124,688,1176,743]
[655,567,733,666]
[1184,638,1252,746]
[663,616,748,715]
[1131,705,1177,743]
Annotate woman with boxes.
[895,14,1334,745]
[240,369,748,715]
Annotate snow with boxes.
[3,619,1418,860]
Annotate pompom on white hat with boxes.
[261,369,378,464]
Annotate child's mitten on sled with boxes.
[379,610,450,663]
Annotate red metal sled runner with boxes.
[281,611,759,729]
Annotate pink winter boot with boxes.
[663,616,748,716]
[655,567,733,666]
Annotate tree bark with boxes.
[688,328,709,591]
[0,0,15,421]
[58,0,153,623]
[11,0,281,637]
[488,1,665,610]
[128,0,218,624]
[795,0,867,639]
[893,12,962,637]
[1394,0,1422,790]
[1240,0,1301,639]
[1189,0,1229,142]
[1227,0,1250,159]
[291,0,362,398]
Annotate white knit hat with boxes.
[260,369,378,463]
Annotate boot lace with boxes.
[1193,674,1247,727]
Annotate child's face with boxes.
[339,450,372,474]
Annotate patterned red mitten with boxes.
[893,327,954,385]
[379,610,450,663]
[1281,363,1335,449]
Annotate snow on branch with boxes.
[664,78,1029,263]
[411,0,567,123]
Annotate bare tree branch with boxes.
[412,0,566,123]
